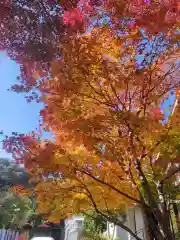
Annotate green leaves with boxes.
[0,192,32,229]
[83,211,107,234]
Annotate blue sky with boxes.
[0,52,43,159]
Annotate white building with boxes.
[105,206,146,240]
[64,216,84,240]
[64,206,147,240]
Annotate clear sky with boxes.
[0,52,43,159]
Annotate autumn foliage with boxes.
[2,1,180,240]
[0,0,179,94]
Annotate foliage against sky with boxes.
[1,1,180,240]
[0,0,179,95]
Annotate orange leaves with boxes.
[11,185,32,197]
[149,107,164,121]
[34,171,136,221]
[4,2,179,226]
[2,0,179,105]
[37,25,179,169]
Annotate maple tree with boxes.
[4,24,180,240]
[1,0,179,95]
[2,1,180,240]
[0,0,99,93]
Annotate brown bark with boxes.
[144,209,164,240]
[173,203,180,232]
[136,161,175,240]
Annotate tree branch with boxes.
[160,164,180,184]
[81,178,143,240]
[78,168,144,206]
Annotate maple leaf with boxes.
[63,8,84,26]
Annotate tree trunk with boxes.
[136,161,175,240]
[173,203,180,232]
[145,209,175,240]
[144,209,164,240]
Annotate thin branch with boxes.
[81,179,143,240]
[160,165,180,184]
[78,168,144,206]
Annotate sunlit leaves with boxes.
[18,26,179,229]
[2,0,180,237]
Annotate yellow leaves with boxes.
[89,28,121,61]
[59,144,101,166]
[73,193,87,200]
[20,17,180,224]
[32,153,138,219]
[89,63,101,75]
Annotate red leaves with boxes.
[62,0,97,28]
[79,0,93,12]
[149,107,164,121]
[165,9,179,24]
[128,0,147,16]
[61,0,180,36]
[62,8,84,26]
[162,0,176,8]
[60,0,79,10]
[62,0,94,27]
[3,133,37,164]
[105,0,179,33]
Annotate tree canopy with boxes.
[1,0,179,95]
[2,1,180,240]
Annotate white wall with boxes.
[0,229,19,240]
[64,216,84,240]
[105,206,146,240]
[64,206,147,240]
[132,207,146,240]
